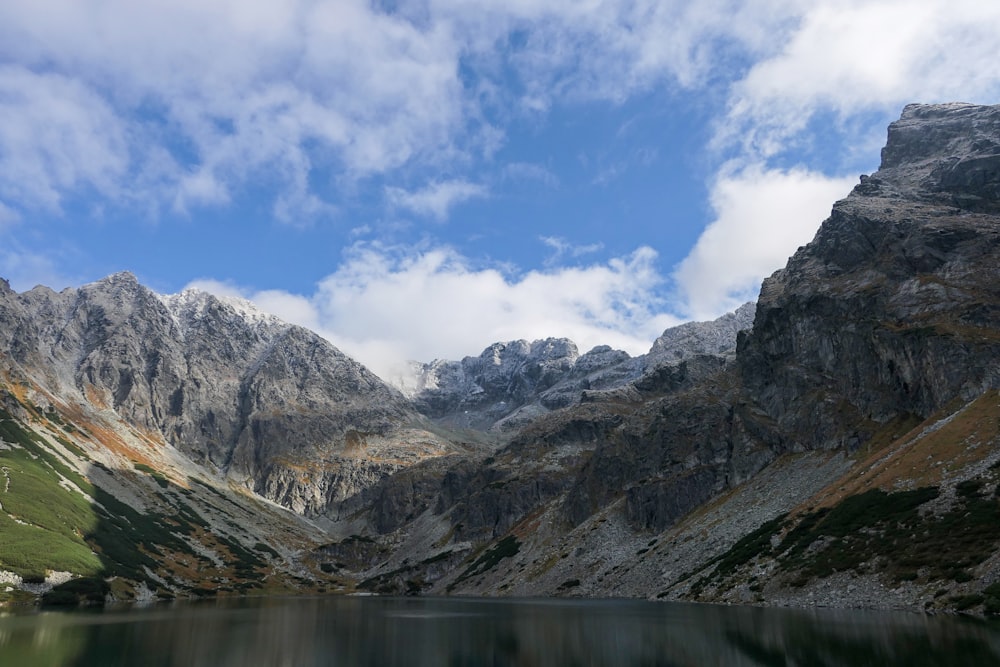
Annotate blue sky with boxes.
[2,1,1000,380]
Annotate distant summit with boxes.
[401,303,755,431]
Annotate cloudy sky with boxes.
[2,1,999,379]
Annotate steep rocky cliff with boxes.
[742,103,1000,451]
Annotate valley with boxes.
[3,102,1000,615]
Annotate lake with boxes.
[1,595,998,666]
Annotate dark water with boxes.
[1,595,999,666]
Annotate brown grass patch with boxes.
[804,391,1000,510]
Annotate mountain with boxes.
[401,302,756,432]
[5,102,1000,614]
[1,274,461,516]
[0,262,754,605]
[0,275,463,604]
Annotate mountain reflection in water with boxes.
[1,596,999,666]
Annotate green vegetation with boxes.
[778,487,941,583]
[41,577,109,607]
[0,405,277,603]
[421,549,454,565]
[713,513,788,578]
[0,410,103,578]
[53,435,88,460]
[983,582,1000,615]
[451,535,521,589]
[134,463,170,488]
[254,541,280,559]
[358,554,437,594]
[956,478,984,498]
[951,594,986,611]
[700,480,1000,603]
[189,477,242,507]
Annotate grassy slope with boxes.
[0,389,342,606]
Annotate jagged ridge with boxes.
[403,302,755,432]
[0,274,454,517]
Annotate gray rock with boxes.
[0,274,448,516]
[404,304,755,432]
[647,302,756,364]
[741,102,1000,451]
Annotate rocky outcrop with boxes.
[647,302,756,364]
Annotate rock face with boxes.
[405,304,755,432]
[741,102,1000,452]
[647,302,756,364]
[407,338,583,431]
[0,275,450,516]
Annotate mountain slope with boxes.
[0,385,333,605]
[0,276,461,603]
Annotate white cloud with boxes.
[440,0,792,103]
[674,165,857,320]
[190,243,680,381]
[0,0,794,223]
[540,236,604,265]
[719,1,1000,160]
[182,278,259,302]
[0,66,128,213]
[386,180,488,220]
[0,0,466,221]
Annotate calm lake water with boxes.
[1,595,999,666]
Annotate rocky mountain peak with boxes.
[880,102,1000,169]
[745,102,1000,450]
[405,306,755,431]
[648,301,755,363]
[864,102,1000,212]
[158,288,286,337]
[97,269,140,285]
[0,274,454,516]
